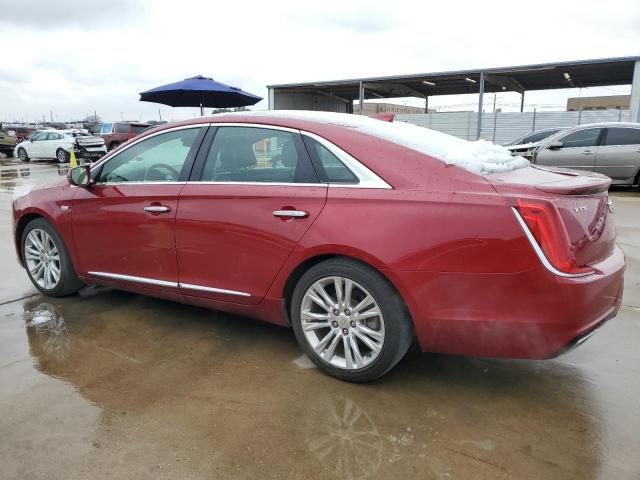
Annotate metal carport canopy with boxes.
[268,56,639,101]
[268,56,640,138]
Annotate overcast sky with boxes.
[1,0,638,123]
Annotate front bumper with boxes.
[392,245,626,359]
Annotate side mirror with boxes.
[29,138,34,142]
[548,141,564,150]
[67,165,93,187]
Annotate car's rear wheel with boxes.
[56,148,69,163]
[291,258,413,382]
[21,218,83,297]
[17,147,29,161]
[109,142,120,151]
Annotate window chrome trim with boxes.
[89,121,392,189]
[92,181,187,186]
[89,271,179,287]
[88,271,252,297]
[179,283,251,297]
[511,207,592,278]
[207,122,300,134]
[300,131,392,189]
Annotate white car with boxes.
[15,129,107,163]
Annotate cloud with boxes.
[0,0,638,123]
[0,0,143,29]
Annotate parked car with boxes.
[11,126,36,141]
[99,121,151,151]
[12,111,624,381]
[0,129,17,156]
[531,122,640,189]
[14,129,107,162]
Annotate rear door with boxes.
[71,125,206,292]
[595,126,640,182]
[175,125,327,305]
[536,128,603,171]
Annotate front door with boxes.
[176,125,327,305]
[536,127,603,171]
[71,126,206,292]
[595,126,640,181]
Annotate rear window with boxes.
[604,127,640,146]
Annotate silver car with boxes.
[533,122,640,189]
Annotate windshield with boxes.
[100,123,114,134]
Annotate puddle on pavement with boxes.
[2,291,635,479]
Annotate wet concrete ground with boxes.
[1,157,639,479]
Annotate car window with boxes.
[33,132,49,141]
[558,128,602,148]
[100,123,113,134]
[131,125,148,135]
[304,137,358,183]
[521,129,560,144]
[97,128,201,183]
[604,128,640,146]
[201,126,302,183]
[115,123,129,134]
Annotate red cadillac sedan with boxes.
[12,111,625,381]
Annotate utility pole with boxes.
[49,111,53,123]
[159,109,162,122]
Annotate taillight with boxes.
[515,199,594,275]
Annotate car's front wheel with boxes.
[21,218,83,297]
[56,148,69,163]
[291,258,413,382]
[17,147,29,161]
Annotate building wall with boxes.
[567,95,630,111]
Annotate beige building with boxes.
[357,102,433,115]
[567,95,630,111]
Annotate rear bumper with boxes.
[393,245,625,359]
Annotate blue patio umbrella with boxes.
[139,75,262,115]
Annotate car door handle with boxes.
[582,150,594,155]
[273,210,308,218]
[144,205,171,213]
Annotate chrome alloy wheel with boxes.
[57,149,67,163]
[24,229,61,289]
[300,276,385,370]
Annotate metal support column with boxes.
[476,72,485,140]
[630,60,640,122]
[268,88,274,110]
[520,91,525,112]
[425,96,429,113]
[358,81,364,115]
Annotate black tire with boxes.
[21,218,83,297]
[109,142,120,152]
[17,147,29,161]
[291,258,413,382]
[56,148,70,163]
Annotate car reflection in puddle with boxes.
[307,397,383,479]
[23,301,70,362]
